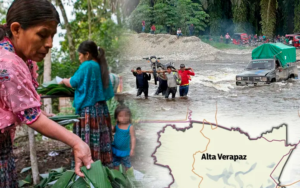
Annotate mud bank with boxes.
[122,33,252,61]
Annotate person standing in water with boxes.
[155,77,168,96]
[163,66,180,100]
[131,67,151,99]
[178,64,195,99]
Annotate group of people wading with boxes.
[131,64,195,100]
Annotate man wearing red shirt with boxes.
[178,64,195,98]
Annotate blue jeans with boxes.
[142,26,145,32]
[177,33,183,38]
[179,85,189,96]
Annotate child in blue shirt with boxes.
[112,105,136,170]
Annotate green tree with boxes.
[231,0,248,33]
[208,0,222,35]
[44,0,125,82]
[128,0,153,33]
[0,1,8,24]
[200,0,223,35]
[294,0,300,32]
[130,0,209,35]
[153,2,169,33]
[260,0,277,38]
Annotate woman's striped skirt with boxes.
[0,130,18,188]
[71,101,114,169]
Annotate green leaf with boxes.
[49,115,79,122]
[81,160,112,188]
[18,180,29,187]
[70,177,89,188]
[19,174,32,187]
[39,173,49,179]
[119,165,125,175]
[52,170,75,188]
[106,168,128,187]
[24,174,33,184]
[50,167,65,173]
[126,167,135,178]
[34,176,48,188]
[20,166,32,173]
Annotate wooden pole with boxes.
[88,0,92,40]
[28,127,40,184]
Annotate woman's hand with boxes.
[73,141,93,177]
[59,78,72,88]
[27,114,93,177]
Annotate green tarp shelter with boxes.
[252,43,296,68]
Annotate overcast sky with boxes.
[53,4,75,49]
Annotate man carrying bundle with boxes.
[178,64,195,99]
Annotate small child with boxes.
[112,105,136,170]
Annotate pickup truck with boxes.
[236,43,298,86]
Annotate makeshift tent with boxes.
[252,43,296,68]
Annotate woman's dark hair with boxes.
[114,105,132,124]
[78,40,110,88]
[0,0,60,40]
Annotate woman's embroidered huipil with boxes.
[0,37,41,135]
[70,60,114,113]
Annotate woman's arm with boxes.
[60,78,72,88]
[129,126,136,157]
[28,114,93,177]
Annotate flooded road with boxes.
[117,57,300,187]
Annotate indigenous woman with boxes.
[0,0,93,187]
[60,41,115,168]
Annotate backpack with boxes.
[173,72,181,85]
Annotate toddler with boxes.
[112,105,136,170]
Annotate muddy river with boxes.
[117,57,300,188]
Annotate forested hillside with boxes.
[128,0,300,38]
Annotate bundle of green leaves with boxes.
[49,115,79,126]
[19,161,141,188]
[37,84,75,96]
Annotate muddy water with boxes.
[117,57,300,187]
